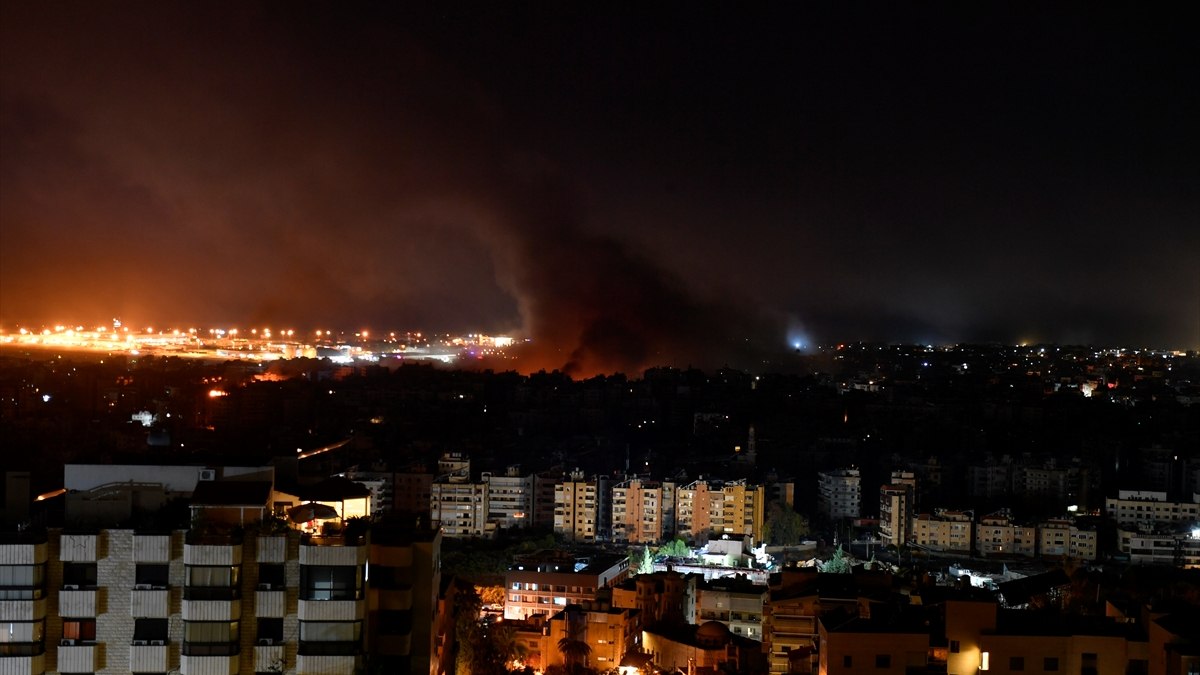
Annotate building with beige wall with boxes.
[610,478,675,544]
[975,510,1037,558]
[554,473,600,544]
[912,509,973,554]
[676,479,765,544]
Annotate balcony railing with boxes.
[302,533,365,547]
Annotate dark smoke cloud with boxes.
[0,3,787,376]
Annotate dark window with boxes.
[875,654,891,668]
[184,566,240,600]
[843,655,852,667]
[134,618,169,642]
[1043,657,1059,671]
[949,640,960,653]
[62,619,96,642]
[183,620,239,655]
[300,566,361,600]
[257,564,285,589]
[62,562,97,588]
[257,618,283,642]
[136,564,169,588]
[1009,656,1024,671]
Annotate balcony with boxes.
[184,540,242,566]
[254,643,286,672]
[296,653,360,675]
[298,598,365,621]
[130,587,170,618]
[57,533,99,562]
[0,652,44,675]
[255,588,288,617]
[130,642,170,672]
[256,535,288,563]
[55,641,97,673]
[58,588,97,617]
[132,534,173,563]
[299,537,366,567]
[182,597,242,621]
[0,597,46,621]
[180,651,239,675]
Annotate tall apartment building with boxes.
[675,480,765,544]
[912,509,973,554]
[481,467,534,531]
[554,472,600,543]
[610,479,676,544]
[816,468,861,521]
[429,478,488,538]
[879,471,917,547]
[0,513,441,675]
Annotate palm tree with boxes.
[557,636,591,675]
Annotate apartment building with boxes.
[429,479,488,538]
[611,569,696,628]
[912,510,973,554]
[878,484,912,548]
[554,473,600,543]
[610,479,676,544]
[538,601,640,673]
[817,469,861,522]
[0,519,441,675]
[695,576,767,641]
[1038,518,1098,561]
[481,467,534,532]
[503,551,629,621]
[1105,490,1200,529]
[1117,526,1200,567]
[975,510,1037,558]
[676,479,765,544]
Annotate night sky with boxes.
[2,4,1197,374]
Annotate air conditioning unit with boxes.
[257,638,275,646]
[150,640,166,646]
[61,639,76,646]
[134,583,153,590]
[199,468,217,481]
[63,584,80,590]
[132,640,148,646]
[257,582,273,590]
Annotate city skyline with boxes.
[3,4,1198,376]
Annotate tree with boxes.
[558,605,592,675]
[762,500,810,546]
[820,545,853,574]
[632,546,654,575]
[658,537,692,559]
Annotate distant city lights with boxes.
[0,321,519,366]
